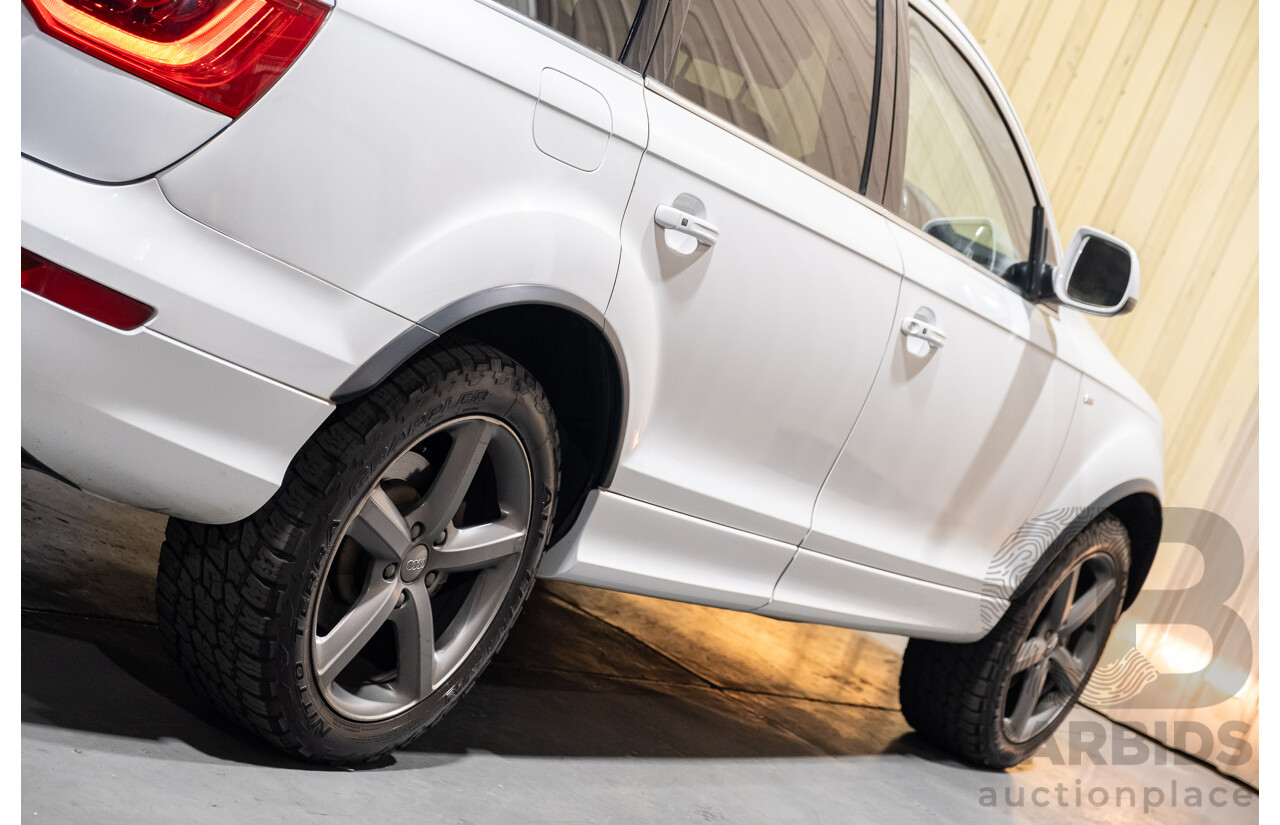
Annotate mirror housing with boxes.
[1053,227,1140,316]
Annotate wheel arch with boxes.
[1108,490,1163,609]
[1009,481,1163,611]
[329,285,628,546]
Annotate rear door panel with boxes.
[604,83,903,546]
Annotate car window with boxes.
[494,0,640,60]
[897,10,1037,282]
[657,0,879,196]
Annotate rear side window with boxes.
[657,0,879,195]
[495,0,640,60]
[896,11,1037,280]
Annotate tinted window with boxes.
[659,0,879,195]
[496,0,640,60]
[897,11,1037,281]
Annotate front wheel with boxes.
[156,341,559,763]
[898,514,1130,768]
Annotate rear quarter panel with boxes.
[156,0,648,326]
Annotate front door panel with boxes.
[804,225,1080,592]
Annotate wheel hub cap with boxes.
[400,545,430,583]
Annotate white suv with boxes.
[22,0,1164,767]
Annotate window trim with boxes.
[857,0,886,195]
[618,0,655,64]
[861,0,901,204]
[622,0,672,72]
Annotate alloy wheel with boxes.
[310,416,532,722]
[1001,552,1122,743]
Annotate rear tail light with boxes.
[22,250,156,331]
[23,0,328,117]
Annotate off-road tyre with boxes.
[156,341,559,764]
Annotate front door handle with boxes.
[655,204,720,247]
[901,314,947,349]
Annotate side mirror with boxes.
[1054,227,1140,316]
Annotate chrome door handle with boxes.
[655,204,720,247]
[901,315,947,349]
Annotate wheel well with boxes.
[437,305,625,545]
[1007,486,1163,612]
[1108,492,1163,610]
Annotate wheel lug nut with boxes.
[383,563,397,580]
[411,524,423,540]
[396,591,407,607]
[424,572,438,587]
[434,531,447,546]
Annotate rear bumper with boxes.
[21,157,416,523]
[22,292,334,523]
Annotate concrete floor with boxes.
[22,470,1258,823]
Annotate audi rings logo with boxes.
[404,558,427,573]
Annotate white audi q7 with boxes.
[22,0,1165,767]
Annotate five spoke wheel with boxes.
[1002,553,1121,743]
[312,416,533,721]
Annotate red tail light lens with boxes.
[22,250,155,331]
[23,0,328,117]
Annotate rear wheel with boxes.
[898,514,1130,768]
[156,341,559,763]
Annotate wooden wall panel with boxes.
[950,0,1258,785]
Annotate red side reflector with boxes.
[22,250,155,331]
[23,0,328,117]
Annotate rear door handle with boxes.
[901,315,947,349]
[655,204,719,247]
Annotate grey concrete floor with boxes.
[22,470,1258,823]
